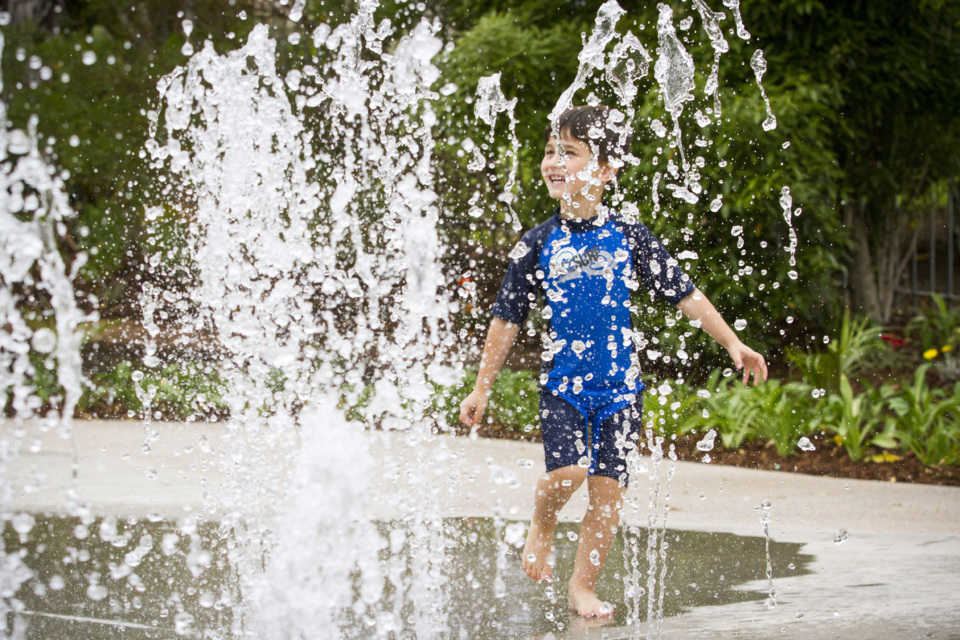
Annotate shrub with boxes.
[434,367,540,436]
[79,361,227,420]
[885,365,960,466]
[814,375,897,461]
[906,293,960,355]
[786,308,887,393]
[674,370,818,457]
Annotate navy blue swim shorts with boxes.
[539,389,643,486]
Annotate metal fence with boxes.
[895,177,959,311]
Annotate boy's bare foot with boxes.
[521,521,554,582]
[568,580,614,618]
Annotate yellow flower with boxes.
[923,348,939,360]
[943,345,953,353]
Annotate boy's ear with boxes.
[599,163,618,183]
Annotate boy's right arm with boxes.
[459,317,521,427]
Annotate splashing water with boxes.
[758,499,777,609]
[750,48,778,131]
[653,3,696,187]
[722,0,752,40]
[0,0,797,636]
[550,1,627,124]
[0,28,95,634]
[691,0,728,114]
[780,186,800,279]
[144,7,451,636]
[475,73,521,231]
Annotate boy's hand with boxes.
[459,388,490,427]
[727,341,768,386]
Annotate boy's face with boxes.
[540,132,610,204]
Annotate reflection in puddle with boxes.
[4,516,811,639]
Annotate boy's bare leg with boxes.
[523,465,588,582]
[568,474,624,617]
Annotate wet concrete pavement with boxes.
[5,419,960,639]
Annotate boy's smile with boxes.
[541,133,613,218]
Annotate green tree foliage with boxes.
[432,0,847,372]
[744,0,960,322]
[4,0,957,371]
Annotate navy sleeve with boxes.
[491,225,549,325]
[627,222,696,305]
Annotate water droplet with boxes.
[508,241,530,260]
[733,319,747,331]
[797,437,815,451]
[12,513,35,537]
[731,225,743,236]
[8,129,29,154]
[31,328,57,354]
[86,584,108,601]
[566,531,578,541]
[49,575,65,590]
[571,340,586,356]
[697,492,706,500]
[175,612,195,635]
[834,529,848,544]
[696,428,717,452]
[589,549,601,566]
[795,612,805,620]
[82,51,97,65]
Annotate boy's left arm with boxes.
[677,289,768,386]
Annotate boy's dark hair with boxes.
[543,105,632,165]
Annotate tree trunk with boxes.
[5,0,63,28]
[845,201,883,322]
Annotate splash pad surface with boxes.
[7,419,959,639]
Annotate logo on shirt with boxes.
[548,245,615,283]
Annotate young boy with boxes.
[459,106,768,618]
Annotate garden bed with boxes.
[450,422,960,487]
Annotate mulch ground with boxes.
[454,424,960,487]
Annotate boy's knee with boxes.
[542,464,587,489]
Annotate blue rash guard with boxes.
[491,208,695,479]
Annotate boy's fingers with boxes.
[459,398,476,426]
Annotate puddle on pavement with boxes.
[3,516,812,639]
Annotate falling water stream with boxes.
[0,0,789,638]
